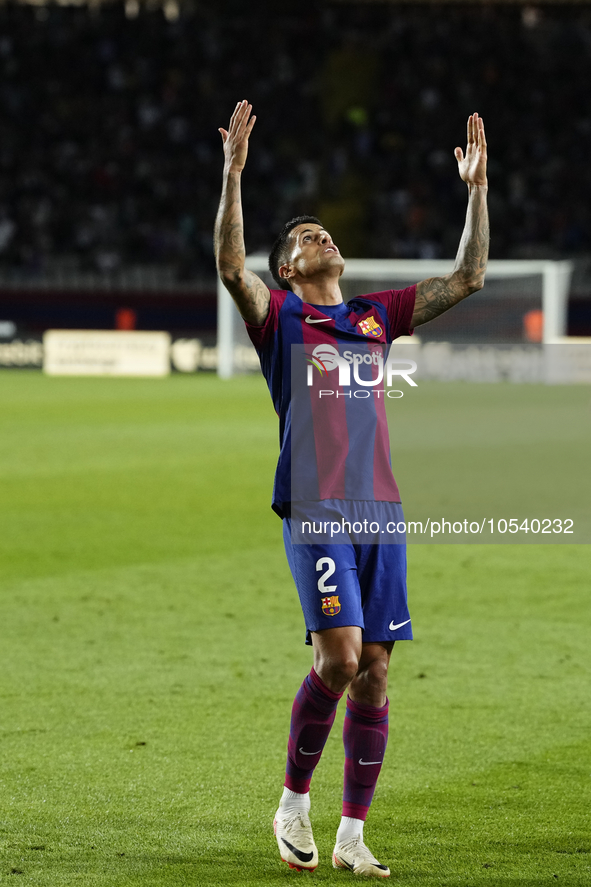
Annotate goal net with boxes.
[217,258,574,377]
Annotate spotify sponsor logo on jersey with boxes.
[306,343,417,397]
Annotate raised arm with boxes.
[411,113,489,328]
[214,100,270,326]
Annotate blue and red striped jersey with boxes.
[245,286,416,518]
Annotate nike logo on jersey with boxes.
[299,747,322,756]
[389,618,411,631]
[280,837,314,864]
[305,315,332,323]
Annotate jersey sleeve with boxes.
[244,289,287,352]
[365,285,416,342]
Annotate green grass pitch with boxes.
[0,371,590,886]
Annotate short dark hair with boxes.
[268,215,322,290]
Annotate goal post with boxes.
[217,258,574,378]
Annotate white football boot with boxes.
[332,836,390,878]
[274,808,318,872]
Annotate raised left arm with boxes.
[411,113,489,328]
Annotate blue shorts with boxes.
[283,501,412,645]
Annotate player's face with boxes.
[280,224,345,283]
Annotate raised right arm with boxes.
[214,101,270,326]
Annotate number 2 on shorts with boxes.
[316,557,337,593]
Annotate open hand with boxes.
[455,113,487,188]
[219,100,256,173]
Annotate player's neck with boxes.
[291,278,343,306]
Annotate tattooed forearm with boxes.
[214,168,270,326]
[411,184,489,328]
[453,184,489,291]
[214,170,244,268]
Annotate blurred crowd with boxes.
[1,2,591,279]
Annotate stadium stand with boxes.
[0,2,591,334]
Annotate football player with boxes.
[214,101,488,877]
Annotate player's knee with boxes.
[338,653,361,686]
[316,651,359,693]
[356,657,389,696]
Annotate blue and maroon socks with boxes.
[281,672,389,831]
[341,695,389,828]
[284,668,343,798]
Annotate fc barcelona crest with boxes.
[358,315,383,338]
[321,595,341,617]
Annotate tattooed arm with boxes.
[214,101,270,326]
[411,113,489,328]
